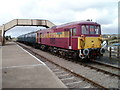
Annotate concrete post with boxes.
[1,25,5,46]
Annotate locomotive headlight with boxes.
[81,35,85,40]
[100,48,105,54]
[83,49,89,55]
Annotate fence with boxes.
[109,46,120,58]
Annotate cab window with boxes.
[95,26,100,34]
[72,28,77,36]
[82,25,89,34]
[90,26,95,34]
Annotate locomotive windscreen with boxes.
[82,25,101,35]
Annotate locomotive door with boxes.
[69,28,72,49]
[39,33,42,43]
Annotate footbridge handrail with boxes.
[0,19,55,32]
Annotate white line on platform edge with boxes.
[15,43,68,87]
[16,44,46,66]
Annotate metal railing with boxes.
[109,46,120,58]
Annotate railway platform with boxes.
[2,42,66,88]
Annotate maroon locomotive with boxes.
[35,21,105,60]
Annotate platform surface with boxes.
[0,46,2,89]
[2,42,66,88]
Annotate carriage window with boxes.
[72,28,77,36]
[82,25,89,34]
[90,26,95,34]
[95,26,100,34]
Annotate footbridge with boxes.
[0,19,55,45]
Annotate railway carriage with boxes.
[17,32,37,46]
[17,20,105,60]
[17,35,25,43]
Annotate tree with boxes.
[5,36,11,40]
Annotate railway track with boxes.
[90,61,120,76]
[17,43,107,89]
[57,51,120,78]
[45,61,103,88]
[92,60,120,70]
[76,61,120,78]
[17,42,119,88]
[57,53,120,78]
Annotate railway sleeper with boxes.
[58,74,73,79]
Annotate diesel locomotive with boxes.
[17,20,105,60]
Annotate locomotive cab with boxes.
[78,23,105,59]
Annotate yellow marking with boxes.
[78,37,102,49]
[78,37,81,49]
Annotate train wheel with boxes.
[51,47,54,54]
[73,52,79,61]
[62,51,66,58]
[41,45,46,51]
[53,48,57,55]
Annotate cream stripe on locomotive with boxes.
[39,31,69,38]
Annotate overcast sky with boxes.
[0,0,119,37]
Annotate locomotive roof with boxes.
[37,20,100,32]
[56,21,100,28]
